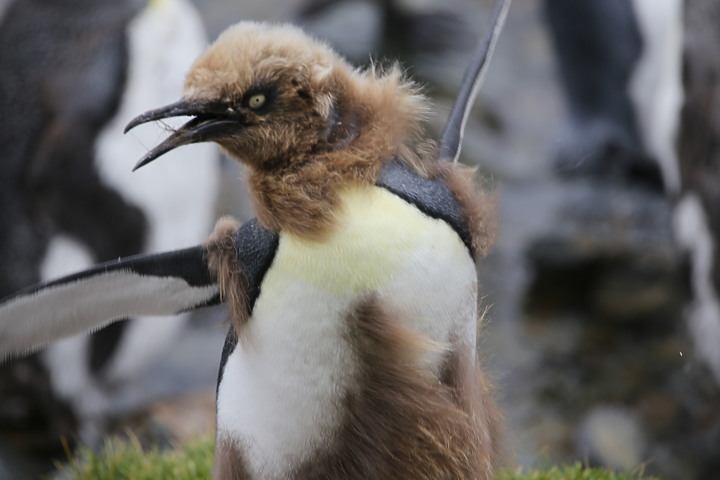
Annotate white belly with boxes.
[216,186,477,478]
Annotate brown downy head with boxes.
[126,22,428,237]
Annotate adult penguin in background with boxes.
[543,0,670,190]
[0,0,511,477]
[0,0,219,450]
[297,0,477,60]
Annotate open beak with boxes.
[124,99,244,171]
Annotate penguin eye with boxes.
[247,93,266,110]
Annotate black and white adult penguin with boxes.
[543,0,679,190]
[0,0,511,477]
[0,0,219,443]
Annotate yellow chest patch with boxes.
[267,186,463,295]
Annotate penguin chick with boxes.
[125,21,503,480]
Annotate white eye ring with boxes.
[248,93,266,109]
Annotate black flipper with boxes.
[216,219,280,394]
[437,0,511,163]
[0,246,219,361]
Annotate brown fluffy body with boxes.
[182,22,502,480]
[293,298,504,480]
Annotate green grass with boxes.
[59,436,659,480]
[498,463,659,480]
[57,435,215,480]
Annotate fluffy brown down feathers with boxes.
[184,23,494,244]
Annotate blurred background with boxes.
[1,0,719,479]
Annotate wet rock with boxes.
[525,181,684,326]
[577,406,646,471]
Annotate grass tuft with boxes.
[58,437,659,480]
[498,462,660,480]
[57,434,215,480]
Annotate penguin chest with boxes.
[216,186,477,479]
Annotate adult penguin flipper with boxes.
[437,0,511,163]
[0,246,219,361]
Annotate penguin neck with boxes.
[246,152,383,240]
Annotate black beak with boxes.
[124,99,244,171]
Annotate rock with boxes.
[525,181,683,326]
[577,406,646,471]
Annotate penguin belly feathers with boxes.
[206,161,498,479]
[214,185,479,478]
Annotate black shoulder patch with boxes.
[376,160,474,255]
[217,218,279,393]
[231,218,279,314]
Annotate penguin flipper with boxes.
[437,0,511,163]
[0,246,219,361]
